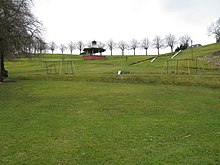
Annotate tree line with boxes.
[43,16,220,56]
[45,34,192,56]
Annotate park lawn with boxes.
[5,42,220,76]
[0,80,219,164]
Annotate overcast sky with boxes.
[33,0,220,55]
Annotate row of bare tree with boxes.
[13,17,220,56]
[47,17,220,56]
[46,34,193,56]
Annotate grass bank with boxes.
[7,73,220,88]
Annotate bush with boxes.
[175,43,189,52]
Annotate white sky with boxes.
[33,0,220,55]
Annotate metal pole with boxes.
[197,59,199,75]
[176,60,179,74]
[190,39,193,60]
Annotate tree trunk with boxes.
[111,49,113,56]
[0,39,4,82]
[134,49,136,56]
[217,35,220,43]
[0,54,5,82]
[157,48,160,55]
[171,46,173,53]
[0,54,3,82]
[145,49,148,55]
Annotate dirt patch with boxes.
[200,51,220,66]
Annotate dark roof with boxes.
[80,47,106,55]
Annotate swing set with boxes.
[43,59,77,75]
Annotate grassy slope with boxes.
[0,80,219,164]
[4,42,220,88]
[1,42,220,164]
[6,42,220,76]
[175,42,220,59]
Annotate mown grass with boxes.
[1,42,220,164]
[0,80,219,164]
[6,42,220,77]
[175,42,220,59]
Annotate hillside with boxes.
[3,42,220,88]
[4,42,220,79]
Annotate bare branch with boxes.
[130,39,139,55]
[68,41,75,54]
[59,44,66,54]
[165,33,177,52]
[118,41,128,56]
[106,39,116,56]
[75,41,84,54]
[208,17,220,42]
[179,35,191,45]
[152,36,164,55]
[140,38,150,55]
[0,0,44,81]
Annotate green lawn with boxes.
[0,80,219,164]
[1,42,220,164]
[5,42,220,77]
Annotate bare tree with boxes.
[59,44,66,54]
[76,41,84,54]
[165,33,177,52]
[179,34,191,48]
[87,41,93,48]
[68,41,75,54]
[141,38,150,55]
[37,39,47,54]
[107,39,116,56]
[208,17,220,43]
[48,42,57,54]
[118,41,128,56]
[97,42,105,48]
[0,0,43,82]
[130,39,139,55]
[152,36,164,55]
[97,42,105,55]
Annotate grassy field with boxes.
[1,42,220,164]
[0,80,219,164]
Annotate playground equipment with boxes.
[162,58,220,75]
[43,59,77,75]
